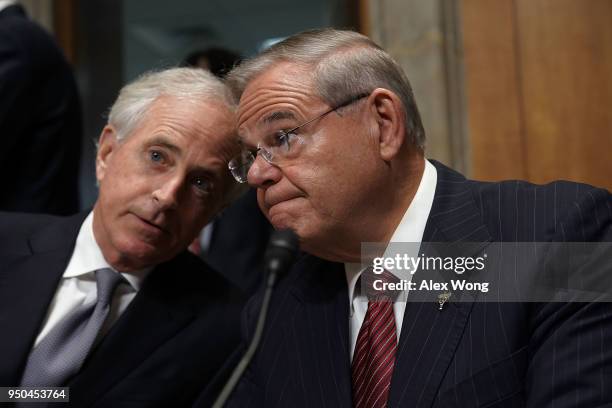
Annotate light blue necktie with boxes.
[20,268,123,386]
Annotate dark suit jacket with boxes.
[0,5,81,215]
[0,212,244,407]
[204,189,273,295]
[224,160,612,407]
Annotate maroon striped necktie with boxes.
[352,269,399,408]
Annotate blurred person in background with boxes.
[0,1,82,215]
[182,47,242,78]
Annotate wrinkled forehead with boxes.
[237,63,317,119]
[137,96,239,158]
[236,62,321,141]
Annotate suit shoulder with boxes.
[0,9,56,47]
[0,9,68,70]
[0,211,64,238]
[0,212,69,255]
[467,179,611,241]
[469,178,610,213]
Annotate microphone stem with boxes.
[211,270,279,408]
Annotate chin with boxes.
[267,210,294,231]
[266,199,306,228]
[269,218,292,232]
[272,217,313,245]
[115,234,171,267]
[120,243,157,264]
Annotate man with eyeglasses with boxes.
[220,29,612,407]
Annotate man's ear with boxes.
[368,88,406,161]
[96,125,119,183]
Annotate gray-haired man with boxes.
[0,68,244,406]
[221,28,612,407]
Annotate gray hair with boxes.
[226,28,425,148]
[108,67,236,140]
[106,67,246,204]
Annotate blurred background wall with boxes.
[21,0,612,209]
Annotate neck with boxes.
[378,152,426,243]
[307,152,426,263]
[91,206,146,273]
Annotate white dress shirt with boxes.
[345,159,437,359]
[34,212,151,347]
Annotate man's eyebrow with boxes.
[261,111,297,126]
[148,136,181,154]
[237,111,298,145]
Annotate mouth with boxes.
[131,213,169,235]
[264,192,303,209]
[265,197,306,230]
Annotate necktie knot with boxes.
[95,268,123,306]
[361,267,401,302]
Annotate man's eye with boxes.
[193,177,212,193]
[150,150,164,163]
[273,131,297,150]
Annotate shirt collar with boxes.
[344,159,438,304]
[63,211,152,291]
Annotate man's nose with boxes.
[152,175,182,210]
[247,154,282,188]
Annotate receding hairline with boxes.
[229,41,379,99]
[109,67,236,140]
[122,93,235,138]
[227,28,426,148]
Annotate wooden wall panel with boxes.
[53,0,78,65]
[461,0,527,181]
[462,0,612,190]
[515,0,612,189]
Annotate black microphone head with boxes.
[264,229,299,276]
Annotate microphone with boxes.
[212,229,299,408]
[263,228,300,279]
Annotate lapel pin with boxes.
[438,291,452,310]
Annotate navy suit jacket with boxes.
[204,189,272,295]
[225,161,612,407]
[0,5,81,215]
[0,212,244,407]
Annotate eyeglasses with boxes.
[229,92,369,183]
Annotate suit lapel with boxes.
[287,257,353,407]
[68,254,197,406]
[0,213,85,385]
[388,161,492,407]
[281,162,494,407]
